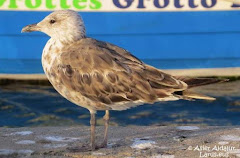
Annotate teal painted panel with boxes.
[1,58,240,74]
[0,10,240,71]
[1,11,240,35]
[1,32,240,59]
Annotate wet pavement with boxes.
[0,81,240,127]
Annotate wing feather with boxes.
[52,38,187,110]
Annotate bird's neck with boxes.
[53,25,86,45]
[53,34,85,46]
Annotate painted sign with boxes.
[0,0,240,12]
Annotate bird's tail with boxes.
[180,90,216,101]
[174,77,229,101]
[176,77,229,88]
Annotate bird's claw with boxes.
[96,142,108,149]
[67,144,94,152]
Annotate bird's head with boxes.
[22,10,86,43]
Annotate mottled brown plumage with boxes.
[47,38,190,111]
[22,10,227,151]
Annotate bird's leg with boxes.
[90,112,96,150]
[101,110,110,148]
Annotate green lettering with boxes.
[9,0,17,8]
[90,0,101,9]
[60,0,70,9]
[0,0,7,7]
[73,0,87,9]
[46,0,56,9]
[25,0,41,9]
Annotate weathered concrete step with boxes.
[0,126,240,158]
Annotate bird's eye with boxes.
[50,20,56,24]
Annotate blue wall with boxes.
[0,11,240,73]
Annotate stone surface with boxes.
[0,126,240,158]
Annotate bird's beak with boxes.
[21,23,40,33]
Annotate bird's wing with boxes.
[89,38,144,66]
[52,38,187,110]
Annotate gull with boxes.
[22,10,227,150]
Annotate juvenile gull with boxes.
[22,10,227,150]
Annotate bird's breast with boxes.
[42,39,64,91]
[41,39,98,111]
[42,39,61,74]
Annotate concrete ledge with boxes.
[0,68,239,86]
[166,67,240,77]
[0,126,240,158]
[0,68,240,81]
[0,74,47,80]
[0,74,50,86]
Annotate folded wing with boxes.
[51,38,188,110]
